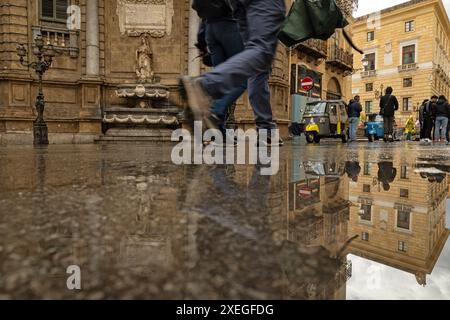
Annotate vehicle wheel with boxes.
[368,134,374,143]
[341,134,348,143]
[314,134,321,144]
[306,133,315,144]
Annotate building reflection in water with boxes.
[0,146,449,299]
[347,154,450,287]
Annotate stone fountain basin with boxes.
[115,83,170,99]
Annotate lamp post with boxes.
[17,35,56,145]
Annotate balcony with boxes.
[398,63,418,72]
[31,25,79,58]
[295,39,328,60]
[326,45,354,72]
[361,69,377,78]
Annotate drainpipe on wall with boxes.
[188,3,201,77]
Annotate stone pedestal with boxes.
[96,83,180,143]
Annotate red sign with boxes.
[301,77,314,91]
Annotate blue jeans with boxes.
[349,117,359,141]
[206,20,247,133]
[201,0,286,130]
[435,116,448,141]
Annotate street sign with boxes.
[301,77,314,91]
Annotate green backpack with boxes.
[278,0,362,53]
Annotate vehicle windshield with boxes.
[305,102,327,114]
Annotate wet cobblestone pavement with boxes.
[0,140,450,299]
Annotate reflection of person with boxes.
[345,161,361,182]
[377,161,397,191]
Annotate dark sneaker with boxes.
[180,76,213,130]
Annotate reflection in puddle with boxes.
[0,145,449,299]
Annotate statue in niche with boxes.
[135,35,154,83]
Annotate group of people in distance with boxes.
[347,87,450,144]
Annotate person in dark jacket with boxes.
[378,161,397,191]
[420,96,437,141]
[348,96,362,142]
[379,87,399,142]
[419,99,429,140]
[433,95,450,142]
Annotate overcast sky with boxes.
[355,0,450,17]
[346,200,450,300]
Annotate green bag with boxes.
[278,0,349,47]
[278,0,315,47]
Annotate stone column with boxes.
[188,4,201,76]
[86,0,100,77]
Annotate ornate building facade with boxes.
[1,0,293,144]
[352,0,450,127]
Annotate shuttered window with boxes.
[41,0,69,22]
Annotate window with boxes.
[397,210,411,230]
[403,97,411,112]
[41,0,69,22]
[366,83,374,92]
[365,101,373,114]
[363,184,371,193]
[365,53,376,71]
[400,166,408,179]
[362,232,369,241]
[360,204,372,222]
[367,31,375,41]
[400,189,409,198]
[402,45,416,65]
[364,163,371,176]
[398,241,407,252]
[405,20,415,32]
[403,78,413,87]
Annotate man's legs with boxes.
[349,117,358,141]
[206,21,247,133]
[201,0,286,99]
[435,117,443,141]
[248,69,275,130]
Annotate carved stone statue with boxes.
[136,35,154,83]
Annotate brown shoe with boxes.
[180,76,214,129]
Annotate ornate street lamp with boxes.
[17,34,56,145]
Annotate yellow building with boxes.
[347,152,449,286]
[352,0,450,127]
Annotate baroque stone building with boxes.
[352,0,450,127]
[1,0,293,144]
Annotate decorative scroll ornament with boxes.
[104,114,179,125]
[117,0,174,37]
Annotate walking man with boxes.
[379,87,399,142]
[182,0,287,146]
[201,6,248,135]
[347,95,362,142]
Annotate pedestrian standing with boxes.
[379,87,399,142]
[419,99,429,140]
[347,95,362,142]
[434,95,450,142]
[182,0,287,146]
[420,97,437,141]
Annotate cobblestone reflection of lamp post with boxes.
[17,35,56,145]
